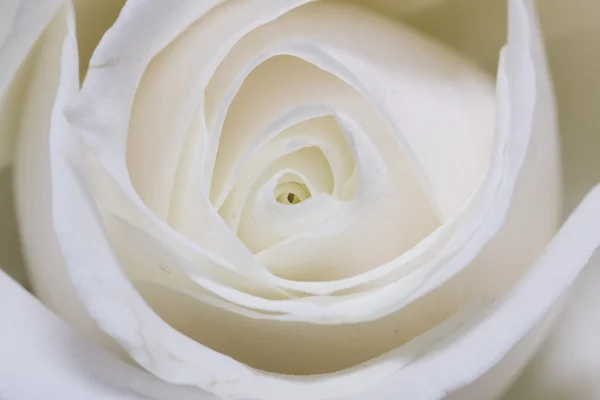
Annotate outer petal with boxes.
[504,257,600,400]
[344,183,600,399]
[0,0,18,46]
[0,0,64,169]
[504,1,600,397]
[11,2,124,352]
[0,0,45,303]
[36,0,562,399]
[0,0,126,289]
[0,270,213,400]
[9,3,580,398]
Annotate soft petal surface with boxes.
[10,1,126,353]
[0,0,18,46]
[504,1,600,397]
[7,1,582,400]
[347,184,600,400]
[0,0,64,169]
[0,0,125,289]
[505,254,600,399]
[0,270,214,400]
[35,1,558,400]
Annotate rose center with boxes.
[275,182,311,205]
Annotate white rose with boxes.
[0,0,599,399]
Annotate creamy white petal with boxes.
[0,0,18,46]
[0,270,214,400]
[68,0,318,293]
[71,0,451,308]
[504,256,600,399]
[343,183,600,400]
[217,113,353,234]
[54,1,463,397]
[155,0,558,322]
[206,2,495,220]
[237,163,342,253]
[210,60,354,207]
[206,4,483,282]
[0,0,64,168]
[137,173,600,400]
[268,0,560,322]
[504,2,600,396]
[11,3,122,350]
[50,0,564,399]
[67,0,497,320]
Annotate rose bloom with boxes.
[0,0,599,399]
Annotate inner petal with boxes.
[215,113,355,209]
[238,168,346,253]
[208,52,440,280]
[209,55,354,204]
[63,0,512,389]
[215,116,349,234]
[232,146,340,253]
[258,113,441,281]
[206,1,495,221]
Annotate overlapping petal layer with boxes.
[7,0,565,399]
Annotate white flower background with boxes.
[0,0,599,399]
